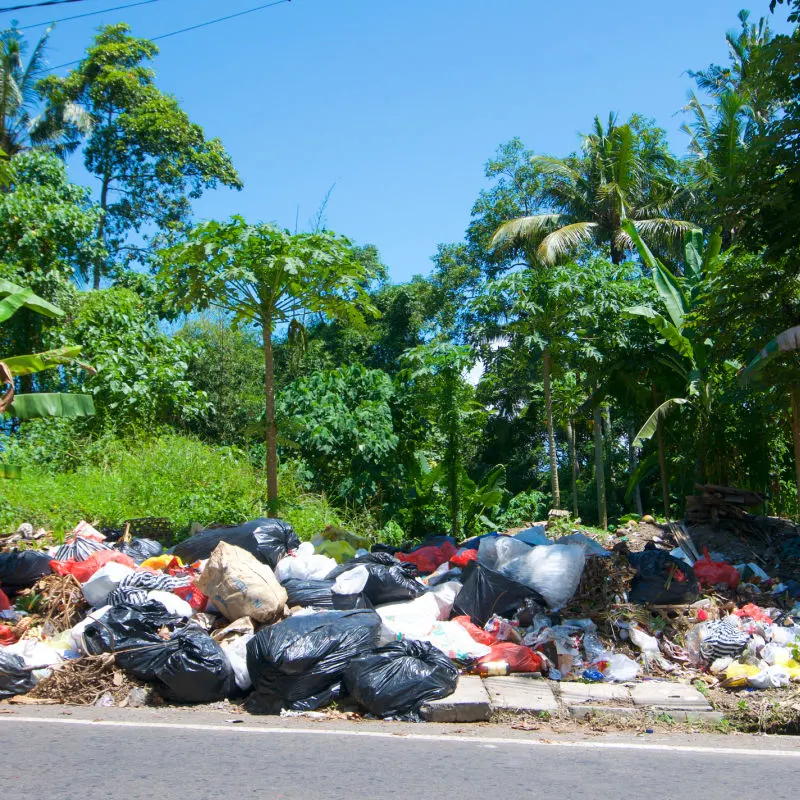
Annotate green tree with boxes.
[279,364,399,504]
[39,24,242,288]
[58,287,207,430]
[179,317,265,447]
[492,114,691,265]
[160,216,377,502]
[0,151,104,384]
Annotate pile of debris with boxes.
[0,514,797,720]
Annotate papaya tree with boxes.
[160,217,377,502]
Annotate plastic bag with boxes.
[69,605,111,652]
[478,536,532,571]
[158,628,237,703]
[513,525,550,547]
[450,549,478,568]
[555,533,610,557]
[147,590,193,618]
[51,550,137,584]
[173,584,208,612]
[0,550,52,592]
[331,565,370,596]
[476,642,544,673]
[172,518,300,569]
[502,544,586,610]
[221,633,254,691]
[196,542,287,624]
[397,542,457,575]
[602,653,640,682]
[453,615,498,646]
[315,540,357,563]
[81,562,136,608]
[282,578,369,610]
[0,651,35,699]
[326,554,426,605]
[748,665,791,690]
[424,620,492,660]
[53,536,112,562]
[628,550,699,605]
[451,562,546,626]
[275,542,337,582]
[246,609,382,711]
[114,538,164,564]
[343,639,458,718]
[693,548,741,589]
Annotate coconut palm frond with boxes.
[537,221,598,263]
[491,214,563,249]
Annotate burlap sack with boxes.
[197,541,287,623]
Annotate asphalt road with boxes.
[2,708,799,800]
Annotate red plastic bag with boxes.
[453,614,498,646]
[397,542,457,574]
[50,550,137,583]
[450,549,478,568]
[0,587,10,612]
[477,642,544,673]
[174,584,208,612]
[0,624,16,646]
[693,548,740,589]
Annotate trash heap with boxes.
[0,516,798,719]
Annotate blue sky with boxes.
[7,0,791,282]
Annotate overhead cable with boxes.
[49,0,292,69]
[19,0,162,30]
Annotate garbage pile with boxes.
[0,516,799,719]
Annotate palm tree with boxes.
[0,26,88,157]
[491,114,692,265]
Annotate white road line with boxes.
[3,715,800,758]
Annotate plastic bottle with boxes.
[476,660,511,676]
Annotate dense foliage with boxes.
[2,5,800,539]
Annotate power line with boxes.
[20,0,162,30]
[49,0,292,69]
[1,0,92,13]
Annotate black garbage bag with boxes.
[113,538,164,564]
[282,579,370,610]
[344,639,458,718]
[451,561,547,626]
[628,550,699,605]
[0,550,52,592]
[83,601,185,679]
[158,628,237,703]
[171,518,299,568]
[0,651,35,699]
[247,609,382,712]
[325,553,426,605]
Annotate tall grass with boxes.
[0,433,375,542]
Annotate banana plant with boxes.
[0,278,94,420]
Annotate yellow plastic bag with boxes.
[724,662,761,686]
[141,554,184,571]
[315,540,357,564]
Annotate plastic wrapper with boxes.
[326,554,426,605]
[451,562,546,626]
[602,653,640,682]
[221,633,254,691]
[693,549,741,589]
[171,518,299,569]
[0,651,35,699]
[246,609,382,711]
[343,639,458,718]
[502,544,586,610]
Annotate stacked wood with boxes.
[685,484,765,526]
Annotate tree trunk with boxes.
[543,346,560,508]
[94,175,110,290]
[627,418,644,516]
[653,385,671,520]
[567,417,579,518]
[602,403,614,507]
[262,318,278,503]
[593,403,607,530]
[791,386,800,522]
[444,368,462,539]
